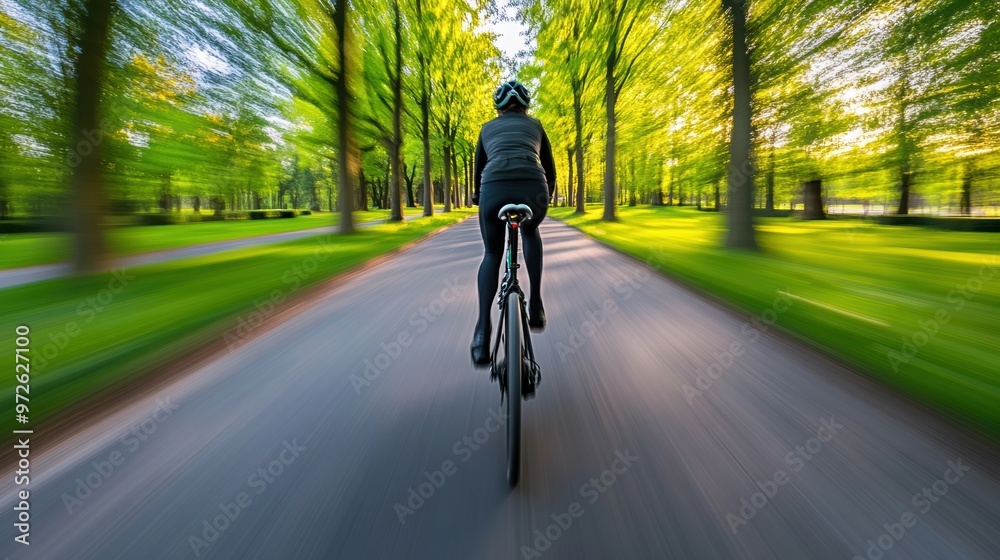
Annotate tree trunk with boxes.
[602,42,617,222]
[335,0,356,233]
[960,165,972,215]
[574,92,586,214]
[668,166,674,206]
[416,0,433,217]
[451,147,460,209]
[566,147,574,208]
[70,0,116,273]
[443,143,452,212]
[627,158,637,207]
[765,146,775,211]
[462,153,470,207]
[309,173,319,211]
[896,170,912,215]
[358,165,368,211]
[724,0,758,250]
[388,0,404,222]
[468,151,475,207]
[468,151,474,207]
[406,163,416,207]
[159,173,171,213]
[652,169,663,206]
[383,158,391,209]
[421,131,432,215]
[802,180,826,220]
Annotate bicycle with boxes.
[489,203,542,487]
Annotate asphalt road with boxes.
[2,217,999,560]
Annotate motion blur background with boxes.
[0,0,1000,424]
[1,1,999,558]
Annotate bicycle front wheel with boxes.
[505,292,522,487]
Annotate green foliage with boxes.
[524,0,999,215]
[0,0,997,242]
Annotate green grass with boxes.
[0,206,445,269]
[551,204,1000,438]
[1,209,472,428]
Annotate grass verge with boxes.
[551,204,1000,438]
[0,206,447,269]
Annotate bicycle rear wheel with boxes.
[505,292,522,487]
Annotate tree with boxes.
[413,0,437,216]
[358,0,406,221]
[211,0,359,231]
[522,0,601,214]
[69,0,118,272]
[723,0,757,249]
[596,0,663,221]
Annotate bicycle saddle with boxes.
[498,203,533,223]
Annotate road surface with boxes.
[2,217,998,559]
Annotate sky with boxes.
[484,0,531,67]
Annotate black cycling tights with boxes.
[476,181,549,334]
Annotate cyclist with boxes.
[470,80,556,367]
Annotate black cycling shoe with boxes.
[470,324,491,367]
[528,300,546,331]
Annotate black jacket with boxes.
[473,112,556,204]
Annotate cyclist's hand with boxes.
[472,192,480,206]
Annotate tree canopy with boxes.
[0,0,997,269]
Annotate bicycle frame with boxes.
[490,206,541,401]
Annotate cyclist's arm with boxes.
[540,129,556,198]
[473,133,487,205]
